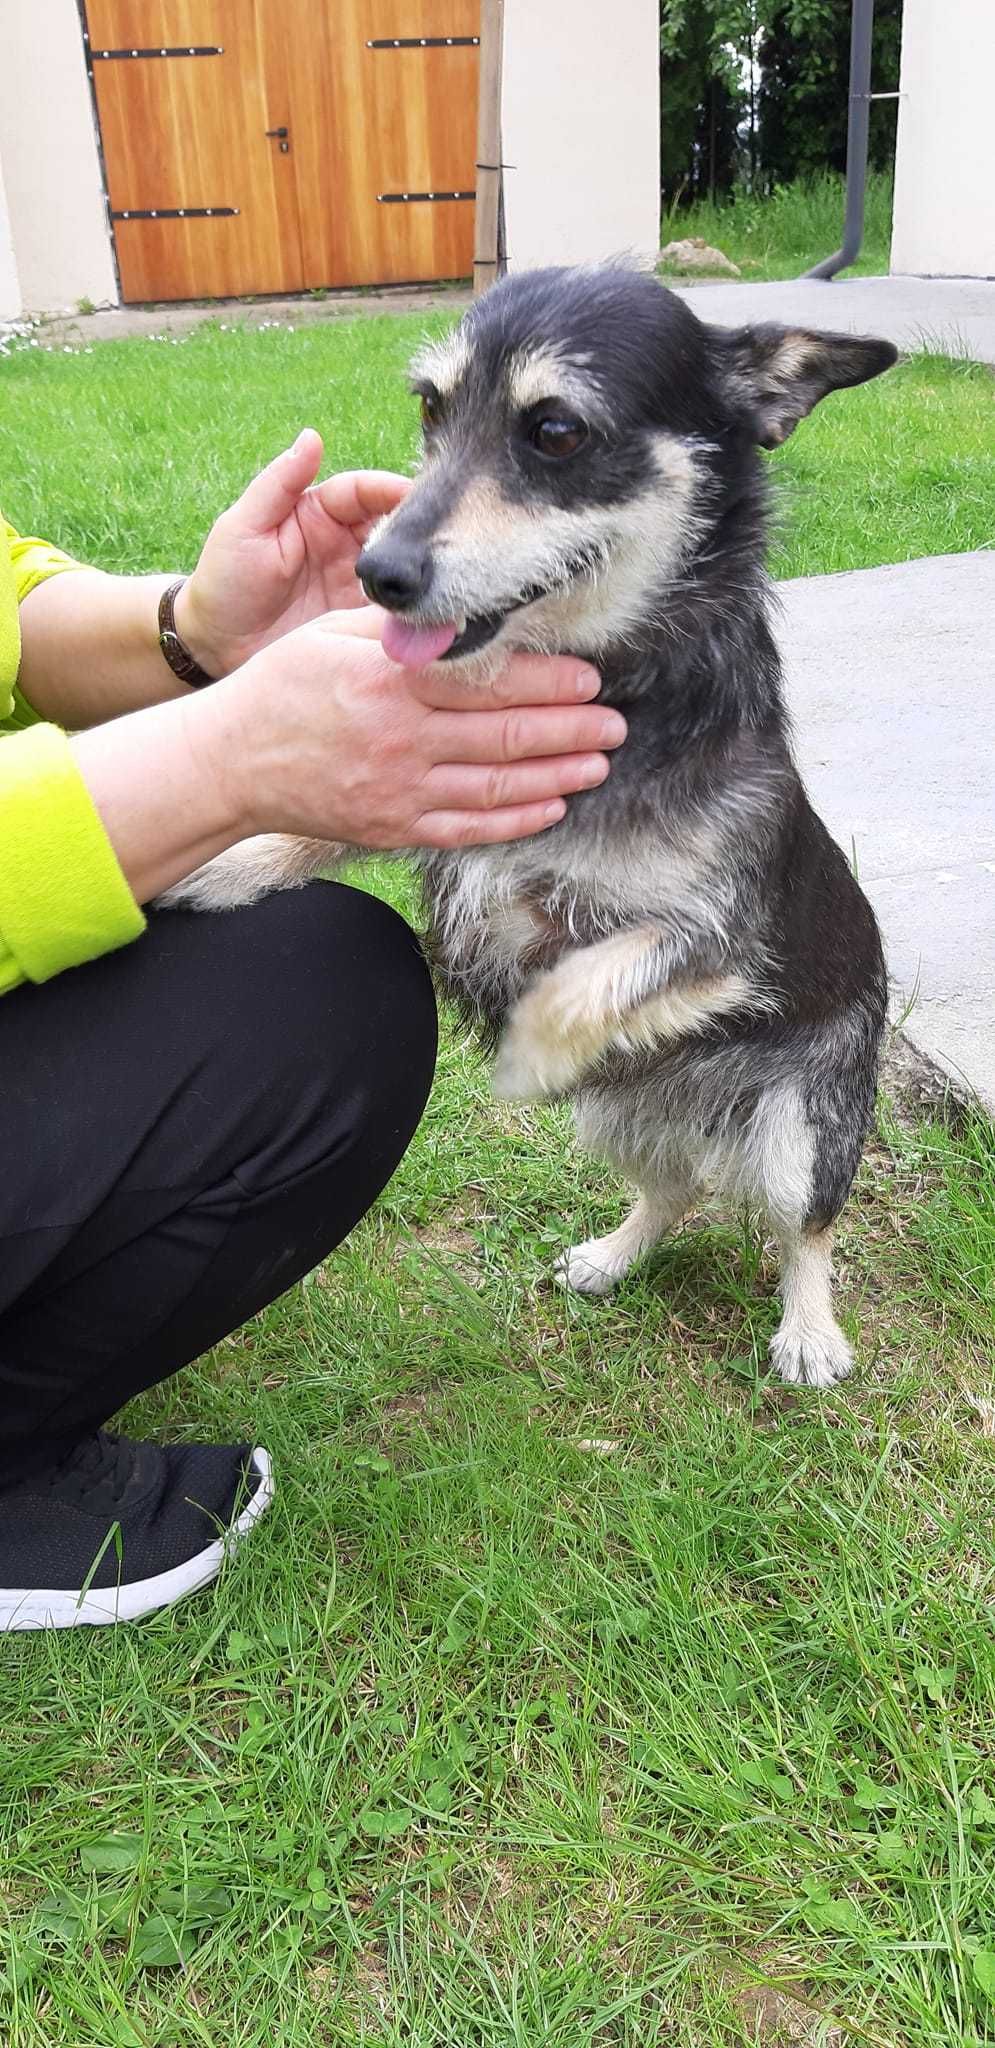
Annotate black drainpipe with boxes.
[804,0,874,280]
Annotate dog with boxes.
[166,265,896,1386]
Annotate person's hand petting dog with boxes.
[72,610,624,906]
[172,431,411,676]
[204,607,625,849]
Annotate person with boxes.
[0,428,626,1629]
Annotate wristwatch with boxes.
[157,578,217,689]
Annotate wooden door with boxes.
[284,1,480,289]
[85,2,304,302]
[85,0,479,302]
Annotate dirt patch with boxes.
[879,1027,971,1129]
[734,1979,847,2046]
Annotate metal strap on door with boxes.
[87,44,223,61]
[366,37,479,49]
[377,190,475,203]
[111,207,239,221]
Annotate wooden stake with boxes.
[473,0,505,294]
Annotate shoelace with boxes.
[48,1430,137,1509]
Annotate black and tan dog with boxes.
[169,265,896,1386]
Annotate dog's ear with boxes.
[715,324,898,448]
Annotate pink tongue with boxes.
[381,615,459,668]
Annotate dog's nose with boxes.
[355,537,433,612]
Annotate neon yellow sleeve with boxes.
[0,724,146,994]
[2,516,87,732]
[5,521,81,603]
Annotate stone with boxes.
[659,236,741,276]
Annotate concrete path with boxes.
[671,274,995,365]
[13,284,471,349]
[778,549,995,1111]
[19,272,995,364]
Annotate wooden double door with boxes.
[84,2,480,302]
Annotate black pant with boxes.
[0,883,437,1485]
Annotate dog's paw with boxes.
[769,1322,853,1389]
[491,1028,573,1102]
[554,1240,627,1296]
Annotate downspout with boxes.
[804,0,874,279]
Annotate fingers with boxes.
[412,652,603,711]
[310,469,412,536]
[232,429,324,535]
[413,800,568,849]
[429,700,627,767]
[424,751,610,813]
[310,606,390,642]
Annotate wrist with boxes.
[170,575,230,682]
[187,665,263,842]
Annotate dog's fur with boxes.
[166,266,896,1386]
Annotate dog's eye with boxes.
[420,391,442,430]
[529,415,589,459]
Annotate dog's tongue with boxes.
[381,615,458,667]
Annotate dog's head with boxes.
[356,265,896,672]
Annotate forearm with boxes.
[16,568,218,727]
[70,692,244,905]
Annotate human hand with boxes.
[174,433,409,676]
[198,612,626,850]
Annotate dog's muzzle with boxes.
[357,531,598,669]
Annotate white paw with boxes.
[554,1241,627,1296]
[491,1032,572,1102]
[769,1323,853,1389]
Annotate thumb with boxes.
[309,604,388,643]
[232,428,324,536]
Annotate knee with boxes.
[253,880,438,1115]
[152,881,438,1186]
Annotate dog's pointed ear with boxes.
[715,324,898,448]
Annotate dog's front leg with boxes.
[491,925,755,1101]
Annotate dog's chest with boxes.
[418,847,614,1020]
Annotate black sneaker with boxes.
[0,1431,273,1629]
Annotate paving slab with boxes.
[777,550,995,1110]
[671,274,995,365]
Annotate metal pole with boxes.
[804,0,874,280]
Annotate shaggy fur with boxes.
[164,266,896,1386]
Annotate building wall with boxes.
[891,0,995,278]
[501,0,660,272]
[0,0,117,316]
[0,0,663,311]
[0,157,22,323]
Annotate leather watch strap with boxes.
[157,579,216,689]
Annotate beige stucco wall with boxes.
[0,0,117,315]
[891,0,995,278]
[0,0,662,310]
[501,0,660,271]
[0,156,22,323]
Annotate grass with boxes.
[658,170,896,282]
[2,314,995,2046]
[2,318,992,586]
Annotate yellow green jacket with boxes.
[0,519,144,994]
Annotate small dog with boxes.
[169,265,896,1386]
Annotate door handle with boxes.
[265,126,290,152]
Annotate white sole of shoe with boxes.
[0,1447,274,1630]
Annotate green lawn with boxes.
[2,316,995,2048]
[658,171,896,283]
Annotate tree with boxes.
[659,2,751,204]
[659,1,904,210]
[758,0,904,187]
